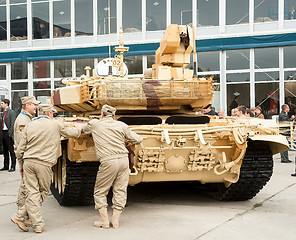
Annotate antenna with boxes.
[108,0,112,75]
[192,25,198,78]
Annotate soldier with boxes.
[11,96,40,230]
[13,104,81,233]
[82,104,143,229]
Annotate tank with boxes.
[50,24,289,205]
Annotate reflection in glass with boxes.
[125,56,142,75]
[284,46,296,68]
[226,49,250,70]
[11,91,28,113]
[75,0,93,36]
[53,0,71,38]
[285,0,296,20]
[32,2,49,39]
[0,65,5,80]
[98,0,116,35]
[197,0,219,27]
[76,58,94,77]
[54,59,72,78]
[254,0,278,22]
[226,0,249,25]
[255,48,279,69]
[10,4,27,41]
[197,51,219,72]
[33,81,51,89]
[11,62,28,80]
[123,0,142,32]
[146,0,166,31]
[172,0,192,25]
[227,83,250,114]
[255,72,279,82]
[0,5,7,41]
[226,73,250,83]
[33,61,50,79]
[255,82,279,117]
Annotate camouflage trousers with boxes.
[94,156,129,211]
[22,160,52,229]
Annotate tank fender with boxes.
[249,135,289,155]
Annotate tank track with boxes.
[50,143,100,206]
[209,141,273,201]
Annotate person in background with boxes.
[217,109,225,117]
[255,106,264,119]
[229,92,240,115]
[0,99,16,172]
[279,104,295,163]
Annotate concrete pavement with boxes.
[0,152,296,240]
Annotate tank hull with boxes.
[51,117,289,205]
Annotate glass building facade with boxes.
[0,0,295,117]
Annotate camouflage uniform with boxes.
[83,113,143,211]
[16,107,81,231]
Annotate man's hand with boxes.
[19,168,23,176]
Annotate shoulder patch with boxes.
[19,125,25,132]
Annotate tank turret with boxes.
[51,24,213,115]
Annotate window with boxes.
[11,82,28,90]
[227,84,250,113]
[254,0,278,22]
[197,0,219,27]
[146,0,166,31]
[197,51,220,72]
[33,61,50,79]
[33,81,51,90]
[125,56,142,75]
[255,72,279,82]
[0,2,7,41]
[226,49,250,70]
[11,91,28,113]
[226,0,249,25]
[285,0,296,20]
[75,0,93,36]
[171,0,192,25]
[123,0,142,32]
[226,73,250,83]
[255,48,279,69]
[0,65,6,80]
[11,62,28,80]
[10,3,27,41]
[76,58,94,77]
[284,46,296,68]
[255,82,279,117]
[54,59,72,78]
[53,0,71,38]
[98,0,116,35]
[32,1,49,39]
[147,55,155,68]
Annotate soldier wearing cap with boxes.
[11,96,40,230]
[82,104,143,229]
[13,104,81,233]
